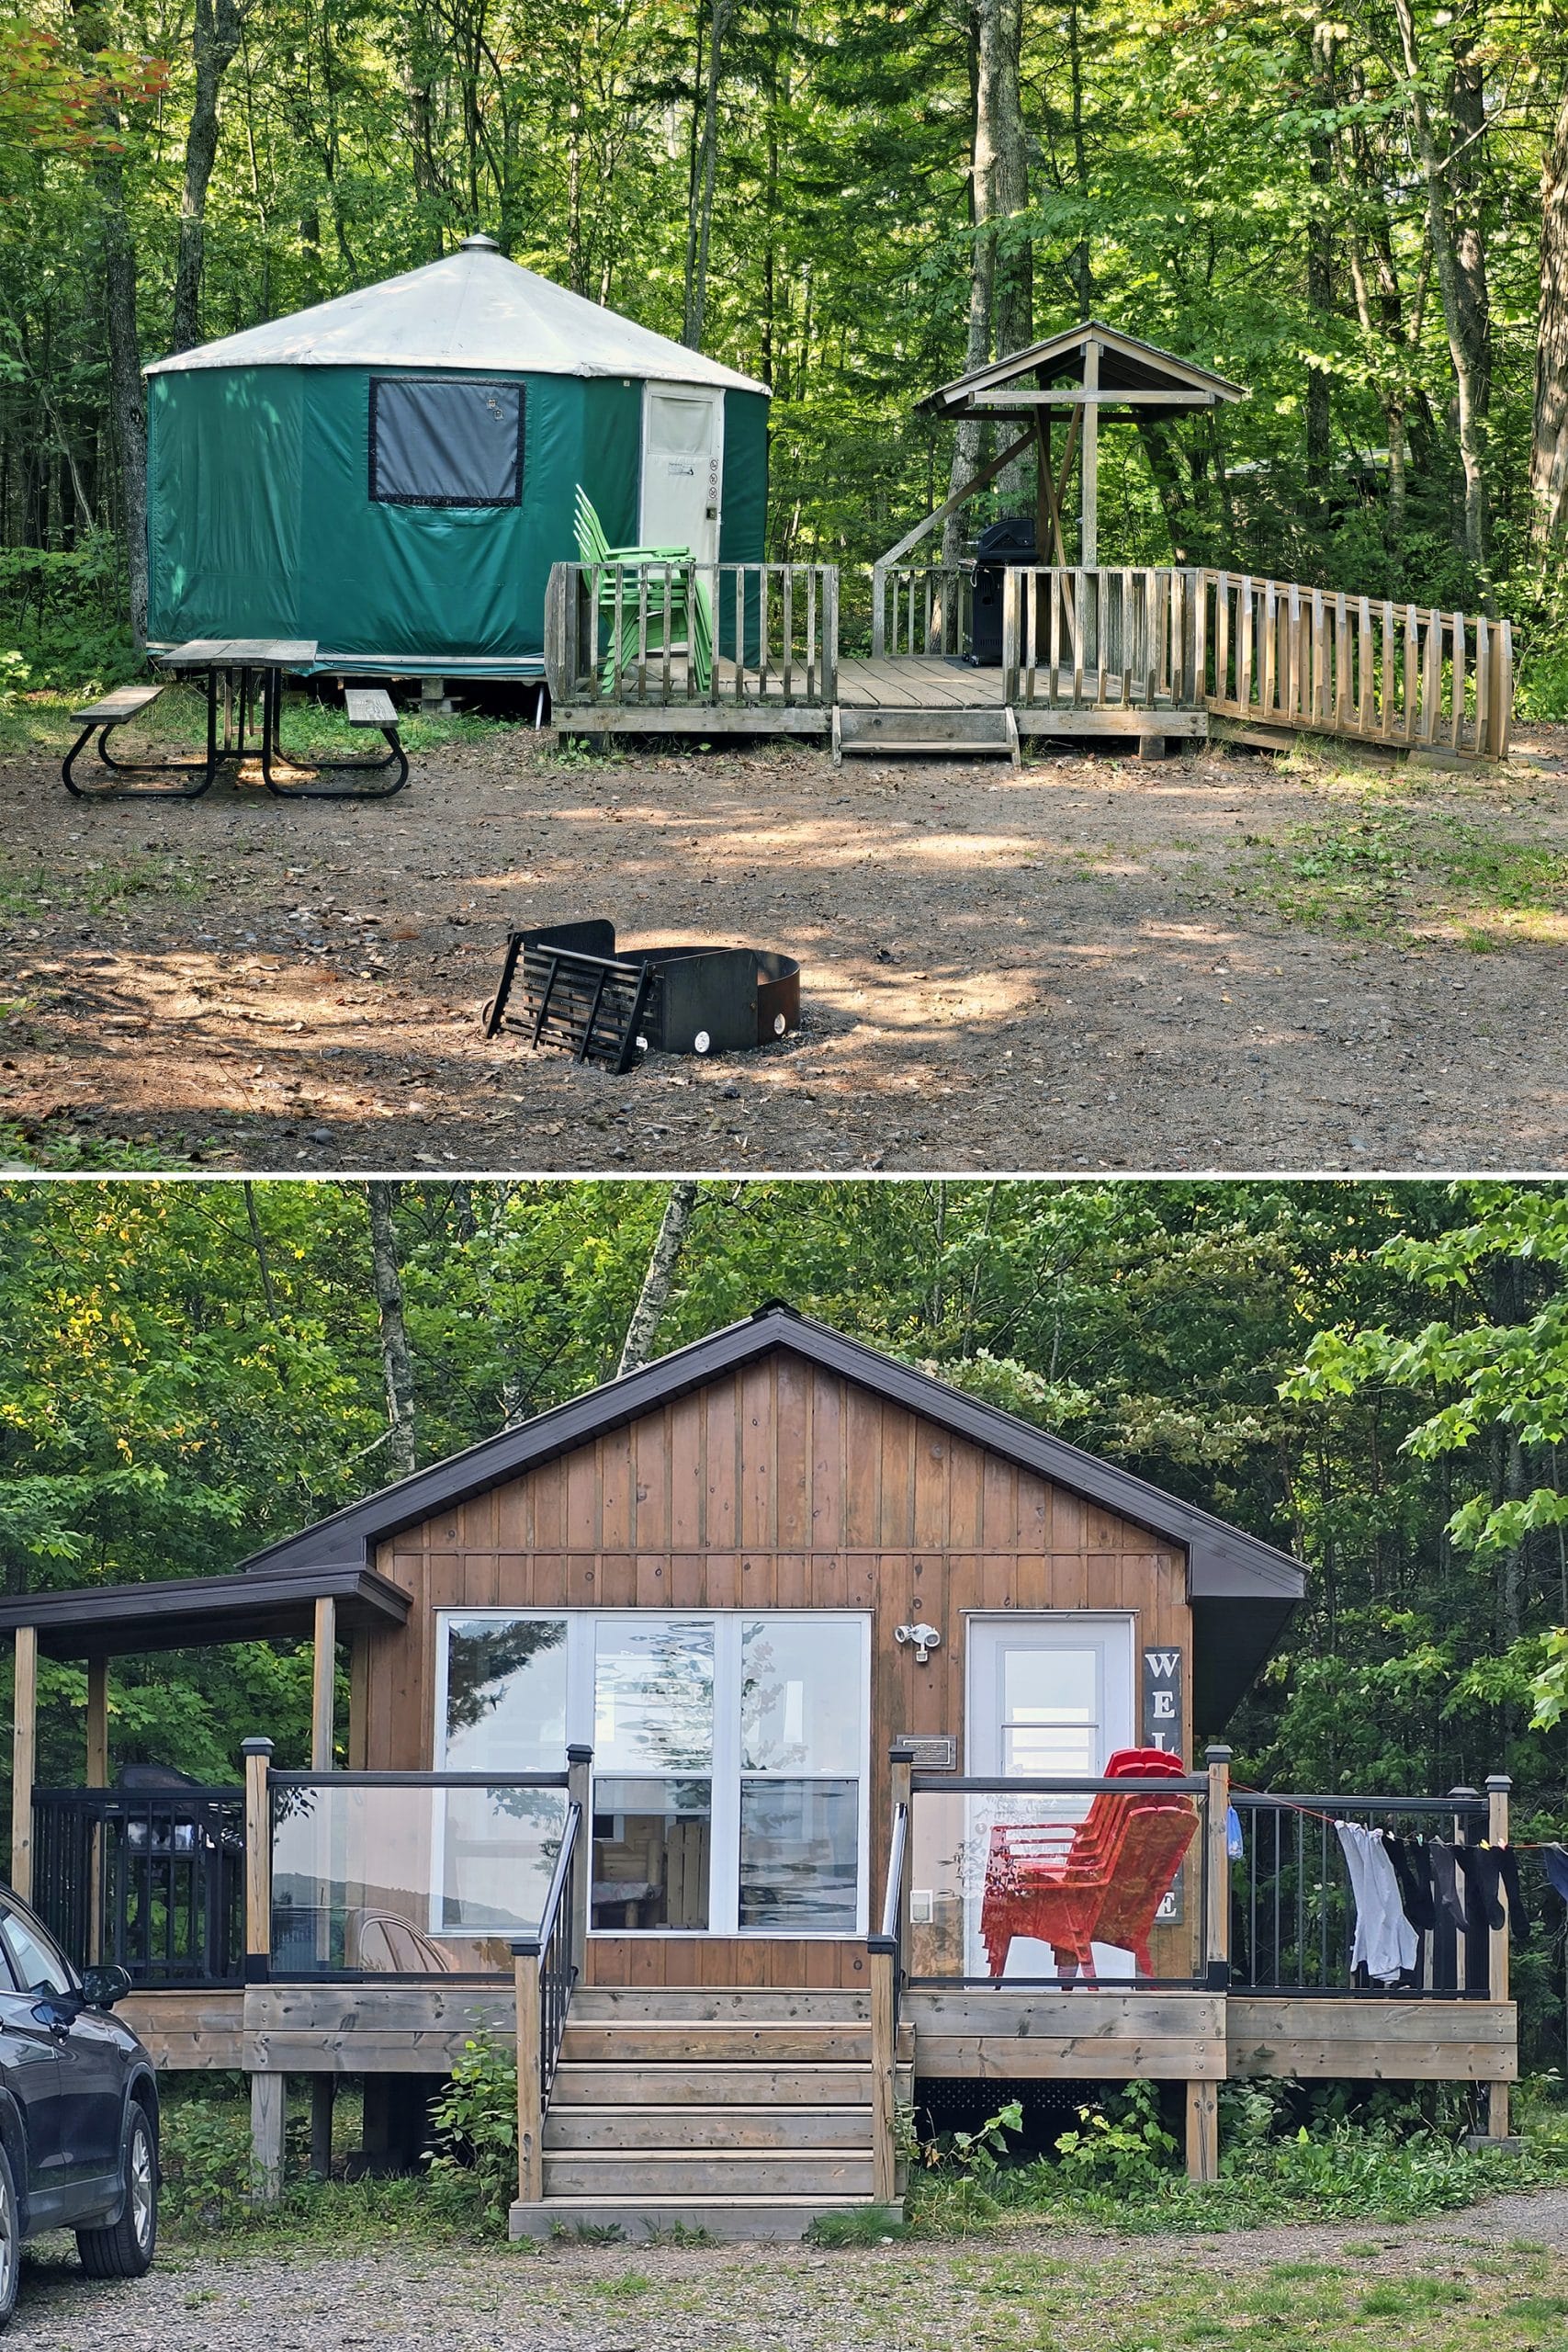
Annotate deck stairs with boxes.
[509,1988,911,2241]
[832,702,1020,766]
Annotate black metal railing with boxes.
[32,1785,245,1986]
[515,1797,581,2110]
[1229,1790,1492,1996]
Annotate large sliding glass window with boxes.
[434,1611,869,1935]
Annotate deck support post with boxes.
[868,1938,897,2205]
[1080,341,1100,567]
[514,1944,544,2206]
[9,1625,35,1904]
[567,1744,592,1985]
[311,1596,336,1770]
[310,2077,336,2179]
[250,2073,285,2204]
[1185,2080,1219,2184]
[242,1736,274,1981]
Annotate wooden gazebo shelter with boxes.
[891,322,1248,571]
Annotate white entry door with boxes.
[964,1614,1135,1979]
[640,387,724,562]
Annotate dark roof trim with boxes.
[236,1306,1305,1611]
[0,1564,411,1661]
[917,321,1249,418]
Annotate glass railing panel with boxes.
[269,1778,569,1975]
[908,1781,1201,1984]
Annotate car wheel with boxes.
[0,2141,20,2332]
[76,2105,157,2281]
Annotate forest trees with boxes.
[0,0,1565,677]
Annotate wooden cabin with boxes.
[1,1307,1519,2239]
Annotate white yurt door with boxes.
[640,387,724,563]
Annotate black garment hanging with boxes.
[1542,1844,1568,1906]
[1386,1836,1436,1932]
[1429,1841,1467,1932]
[1468,1845,1531,1945]
[1455,1842,1505,1931]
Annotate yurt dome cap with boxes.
[144,236,767,393]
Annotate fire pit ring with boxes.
[483,920,801,1070]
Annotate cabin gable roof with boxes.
[916,321,1249,418]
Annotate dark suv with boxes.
[0,1888,158,2330]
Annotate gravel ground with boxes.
[11,2190,1568,2352]
[3,712,1566,1174]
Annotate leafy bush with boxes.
[427,2028,519,2224]
[158,2091,255,2227]
[1054,2079,1180,2189]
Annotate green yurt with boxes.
[144,234,771,678]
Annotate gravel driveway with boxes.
[12,2190,1568,2351]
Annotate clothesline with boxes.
[1231,1779,1551,1848]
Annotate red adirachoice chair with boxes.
[979,1747,1193,1980]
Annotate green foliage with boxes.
[157,2089,255,2227]
[1054,2081,1180,2190]
[923,2098,1026,2177]
[426,2028,520,2225]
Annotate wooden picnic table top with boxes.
[157,638,318,670]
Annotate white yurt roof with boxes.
[145,236,767,393]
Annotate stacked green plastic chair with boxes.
[574,487,713,695]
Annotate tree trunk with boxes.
[71,0,147,645]
[367,1182,417,1481]
[992,0,1032,509]
[1066,0,1092,315]
[1389,0,1491,580]
[172,0,243,355]
[943,0,1014,556]
[1305,28,1336,517]
[618,1182,699,1377]
[683,0,735,349]
[1530,78,1568,555]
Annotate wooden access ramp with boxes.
[508,1989,909,2242]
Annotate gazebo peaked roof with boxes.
[144,234,766,395]
[917,320,1249,419]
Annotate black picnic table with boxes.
[62,637,408,798]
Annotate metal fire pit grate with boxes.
[483,920,801,1070]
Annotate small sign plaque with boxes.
[1141,1647,1185,1923]
[897,1733,957,1770]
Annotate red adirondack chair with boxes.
[979,1747,1194,1980]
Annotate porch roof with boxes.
[0,1561,411,1660]
[231,1304,1304,1729]
[915,321,1249,420]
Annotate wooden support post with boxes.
[567,1744,592,1984]
[10,1626,36,1904]
[868,1939,897,2206]
[310,2076,336,2180]
[1204,1744,1232,1989]
[250,2072,285,2204]
[85,1657,108,1785]
[1185,2079,1219,2184]
[1080,341,1100,567]
[242,1736,274,1982]
[513,1943,543,2207]
[311,1596,336,1771]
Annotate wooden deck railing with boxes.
[1200,571,1512,758]
[867,1745,914,2210]
[544,560,837,709]
[1000,565,1204,712]
[870,564,974,659]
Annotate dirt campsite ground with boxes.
[2,696,1566,1173]
[12,2186,1568,2352]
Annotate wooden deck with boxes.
[123,1980,1517,2087]
[553,654,1206,740]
